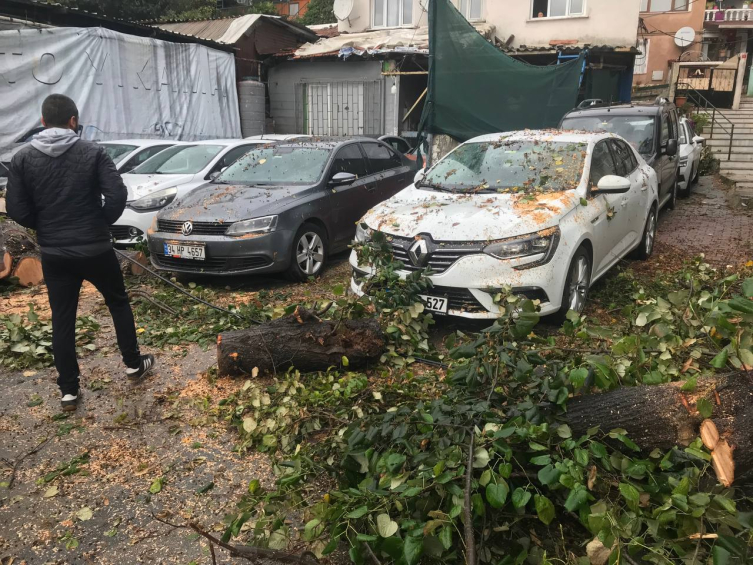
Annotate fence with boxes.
[295,81,384,136]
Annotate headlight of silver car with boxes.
[129,187,178,211]
[483,228,560,268]
[355,222,373,243]
[226,215,278,237]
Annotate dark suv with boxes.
[560,98,680,210]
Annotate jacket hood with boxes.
[122,173,196,201]
[363,185,582,241]
[160,183,311,223]
[30,128,80,158]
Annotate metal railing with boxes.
[704,8,753,21]
[677,81,735,160]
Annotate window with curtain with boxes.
[373,0,413,27]
[530,0,585,18]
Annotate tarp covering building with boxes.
[418,0,584,142]
[0,27,241,153]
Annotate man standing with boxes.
[6,94,155,412]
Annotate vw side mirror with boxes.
[330,172,357,186]
[596,175,632,194]
[665,139,678,157]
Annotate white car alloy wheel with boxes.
[296,232,325,276]
[568,254,590,312]
[644,209,656,256]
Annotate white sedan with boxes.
[100,139,180,173]
[678,117,704,197]
[350,131,659,320]
[112,139,270,245]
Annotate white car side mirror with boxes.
[596,175,632,194]
[692,135,706,147]
[414,169,426,185]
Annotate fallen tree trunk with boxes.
[566,372,753,484]
[117,250,148,276]
[0,221,43,286]
[217,307,386,377]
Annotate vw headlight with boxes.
[226,215,278,237]
[483,228,560,267]
[355,222,373,243]
[129,187,178,211]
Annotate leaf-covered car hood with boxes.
[158,182,314,223]
[362,185,581,241]
[122,174,196,201]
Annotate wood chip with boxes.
[711,439,735,487]
[700,419,719,451]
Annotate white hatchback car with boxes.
[678,117,704,197]
[350,131,659,320]
[99,139,180,174]
[112,139,270,245]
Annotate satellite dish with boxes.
[675,27,695,48]
[333,0,354,21]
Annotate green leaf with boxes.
[556,425,572,439]
[537,465,560,486]
[711,349,729,369]
[346,506,370,519]
[248,479,261,494]
[197,481,214,494]
[76,507,93,521]
[569,368,589,389]
[403,535,423,565]
[439,526,452,550]
[342,356,349,367]
[713,495,737,514]
[479,469,492,487]
[619,483,640,504]
[712,545,731,565]
[742,277,753,298]
[697,398,713,419]
[564,486,589,512]
[580,197,588,206]
[486,480,509,509]
[376,513,398,538]
[149,477,164,494]
[534,494,555,525]
[472,447,489,468]
[512,488,532,509]
[333,284,345,296]
[680,376,697,392]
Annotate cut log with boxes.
[566,372,753,485]
[0,251,11,279]
[712,440,735,487]
[117,250,148,276]
[12,255,44,287]
[217,307,386,377]
[0,220,39,258]
[700,419,719,450]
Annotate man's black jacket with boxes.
[6,140,127,248]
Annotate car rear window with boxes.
[561,115,656,156]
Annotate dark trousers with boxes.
[41,249,141,396]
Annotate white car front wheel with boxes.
[553,247,592,323]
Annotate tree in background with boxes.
[55,0,277,21]
[298,0,335,25]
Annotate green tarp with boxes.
[418,0,585,142]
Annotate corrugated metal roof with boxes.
[155,14,317,45]
[505,45,640,55]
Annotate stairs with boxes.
[705,97,753,189]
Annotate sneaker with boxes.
[61,393,79,412]
[126,354,156,382]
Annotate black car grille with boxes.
[110,225,143,240]
[153,255,272,273]
[157,219,229,236]
[389,235,484,274]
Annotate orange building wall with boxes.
[634,3,707,85]
[274,0,311,19]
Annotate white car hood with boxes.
[122,174,196,201]
[363,185,581,241]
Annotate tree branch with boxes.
[464,432,476,565]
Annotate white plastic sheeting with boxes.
[0,27,241,153]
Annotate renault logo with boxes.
[181,221,193,236]
[408,239,429,267]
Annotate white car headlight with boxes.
[226,215,278,237]
[483,228,560,267]
[355,222,373,243]
[129,187,178,211]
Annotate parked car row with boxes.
[86,98,703,322]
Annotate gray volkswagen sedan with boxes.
[148,138,412,280]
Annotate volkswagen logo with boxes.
[181,221,193,236]
[408,239,429,267]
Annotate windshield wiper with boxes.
[416,180,456,193]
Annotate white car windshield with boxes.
[102,144,137,164]
[217,146,332,185]
[561,115,656,155]
[421,140,587,194]
[132,145,224,175]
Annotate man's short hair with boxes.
[42,94,79,128]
